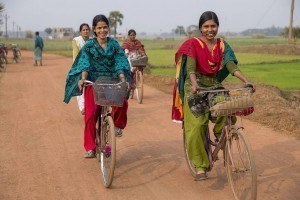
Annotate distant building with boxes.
[52,27,74,39]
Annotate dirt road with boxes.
[0,51,299,200]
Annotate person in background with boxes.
[64,14,130,158]
[34,31,44,66]
[121,29,147,89]
[121,29,146,57]
[72,23,91,115]
[172,11,255,181]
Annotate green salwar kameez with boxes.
[184,56,239,170]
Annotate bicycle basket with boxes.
[93,77,127,107]
[130,56,148,67]
[209,88,254,117]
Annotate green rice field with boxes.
[150,62,300,90]
[146,49,300,67]
[2,37,299,90]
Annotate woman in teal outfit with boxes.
[172,11,255,180]
[64,14,130,158]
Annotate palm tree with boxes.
[0,3,4,34]
[108,11,124,38]
[0,3,4,12]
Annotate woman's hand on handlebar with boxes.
[244,82,256,93]
[78,79,85,91]
[190,84,200,94]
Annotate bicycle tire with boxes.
[16,52,21,63]
[100,115,116,188]
[130,88,134,99]
[135,70,143,104]
[3,52,8,64]
[0,57,6,72]
[183,128,197,177]
[225,128,257,200]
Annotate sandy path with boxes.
[0,51,299,200]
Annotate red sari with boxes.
[121,39,146,55]
[172,37,225,122]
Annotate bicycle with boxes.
[128,52,148,104]
[0,43,8,63]
[84,77,127,188]
[11,44,21,63]
[0,44,7,72]
[183,86,257,200]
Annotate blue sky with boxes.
[1,0,299,35]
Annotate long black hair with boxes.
[199,11,219,28]
[128,29,136,36]
[92,14,109,36]
[79,23,90,32]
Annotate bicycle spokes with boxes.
[225,130,257,200]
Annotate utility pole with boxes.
[13,21,15,38]
[288,0,294,42]
[16,25,19,38]
[4,13,9,39]
[19,26,21,37]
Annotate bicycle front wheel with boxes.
[0,57,6,72]
[225,129,257,200]
[135,70,143,104]
[100,115,116,188]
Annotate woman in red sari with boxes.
[172,11,255,181]
[121,29,146,57]
[122,29,147,90]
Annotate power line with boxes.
[255,0,278,28]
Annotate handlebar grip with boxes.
[83,80,93,84]
[244,82,255,93]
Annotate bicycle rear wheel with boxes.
[100,115,116,188]
[17,52,21,62]
[0,57,6,72]
[225,129,257,200]
[135,70,143,104]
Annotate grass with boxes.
[236,62,300,90]
[146,49,300,67]
[147,49,177,67]
[150,62,300,90]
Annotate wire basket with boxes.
[93,77,127,107]
[130,55,148,67]
[208,88,254,117]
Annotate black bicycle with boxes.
[85,77,127,188]
[11,44,21,63]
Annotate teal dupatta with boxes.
[63,37,130,103]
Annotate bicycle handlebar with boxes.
[196,84,255,94]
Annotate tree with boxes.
[44,27,52,36]
[174,26,186,37]
[25,31,34,39]
[108,11,124,38]
[0,3,4,25]
[281,27,300,39]
[186,25,199,38]
[0,3,4,13]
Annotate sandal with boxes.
[84,150,96,158]
[194,172,208,181]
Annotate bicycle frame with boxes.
[205,116,243,170]
[183,86,257,200]
[97,106,111,153]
